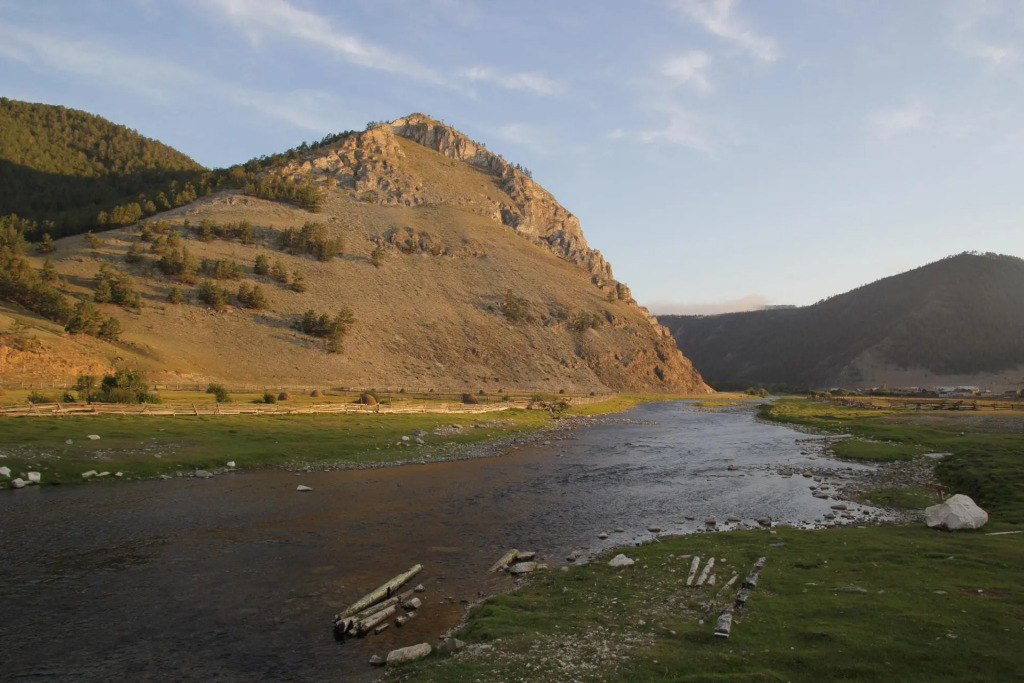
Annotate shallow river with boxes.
[0,401,875,681]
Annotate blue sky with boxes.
[2,0,1024,312]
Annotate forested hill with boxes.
[659,253,1024,390]
[0,98,209,237]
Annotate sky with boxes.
[2,0,1024,313]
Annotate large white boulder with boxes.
[925,494,988,530]
[386,642,431,665]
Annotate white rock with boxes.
[297,485,312,492]
[81,470,98,479]
[97,471,110,478]
[115,472,123,477]
[11,477,27,488]
[27,472,41,484]
[608,554,635,568]
[194,470,213,479]
[402,597,423,610]
[87,434,101,440]
[597,532,609,539]
[0,466,10,478]
[401,436,410,441]
[65,439,73,445]
[509,561,537,575]
[925,494,988,530]
[386,642,431,665]
[226,461,236,468]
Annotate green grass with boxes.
[398,525,1024,682]
[830,439,927,461]
[859,486,942,510]
[0,410,551,485]
[760,399,1024,524]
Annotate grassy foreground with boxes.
[394,397,1024,682]
[0,393,695,486]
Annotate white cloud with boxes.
[868,102,928,137]
[660,51,714,93]
[670,0,779,63]
[0,21,340,133]
[203,0,448,86]
[635,106,717,156]
[460,67,565,96]
[202,0,565,96]
[946,0,1022,68]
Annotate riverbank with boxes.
[0,393,706,488]
[393,397,1024,682]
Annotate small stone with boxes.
[368,654,385,667]
[705,516,717,526]
[831,504,848,511]
[97,471,110,478]
[415,437,425,444]
[833,585,868,593]
[647,525,661,533]
[597,532,609,540]
[0,466,11,478]
[403,597,423,610]
[516,551,537,561]
[727,515,741,523]
[11,477,26,489]
[566,550,580,562]
[756,517,772,527]
[608,554,635,568]
[226,461,236,468]
[115,472,123,478]
[395,615,408,627]
[87,434,101,440]
[413,584,425,593]
[386,643,432,665]
[509,562,537,575]
[195,470,213,479]
[401,436,411,441]
[159,474,171,480]
[26,471,41,484]
[614,527,625,533]
[297,485,312,492]
[65,439,73,445]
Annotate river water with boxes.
[0,401,876,681]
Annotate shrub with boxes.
[280,221,342,261]
[167,286,184,304]
[27,390,56,403]
[198,280,230,311]
[261,390,277,404]
[85,231,103,249]
[293,306,355,353]
[270,258,289,282]
[461,393,479,404]
[254,253,270,275]
[499,289,531,323]
[37,233,56,253]
[370,244,387,268]
[96,368,156,404]
[291,272,307,293]
[237,283,268,310]
[206,383,231,403]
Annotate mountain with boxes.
[659,253,1024,391]
[0,112,710,394]
[0,98,210,237]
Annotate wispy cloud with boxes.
[459,67,565,96]
[202,0,564,96]
[946,0,1022,68]
[868,102,928,137]
[669,0,779,63]
[0,20,340,133]
[611,105,719,157]
[660,51,714,93]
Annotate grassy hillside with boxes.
[1,120,708,394]
[660,252,1024,390]
[0,97,211,237]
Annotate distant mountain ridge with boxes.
[659,253,1024,391]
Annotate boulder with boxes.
[226,461,236,468]
[297,485,313,492]
[87,434,101,440]
[0,466,10,478]
[194,470,213,479]
[11,477,26,489]
[925,494,988,530]
[509,562,537,575]
[608,554,635,568]
[386,642,431,665]
[368,654,385,666]
[402,597,423,610]
[705,516,717,526]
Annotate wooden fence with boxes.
[818,396,1024,412]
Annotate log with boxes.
[714,574,739,599]
[489,549,519,572]
[338,564,423,619]
[697,557,715,586]
[686,556,701,586]
[714,611,733,638]
[344,596,399,625]
[356,605,396,635]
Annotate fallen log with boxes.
[489,549,519,572]
[714,611,733,638]
[338,564,423,619]
[697,558,715,586]
[686,556,701,586]
[356,605,397,635]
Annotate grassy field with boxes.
[394,397,1024,681]
[0,410,551,485]
[0,392,704,486]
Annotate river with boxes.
[0,400,877,681]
